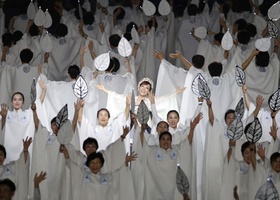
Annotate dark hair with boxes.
[83,12,94,25]
[255,52,269,67]
[147,19,158,30]
[0,145,7,158]
[224,109,235,122]
[86,152,105,167]
[270,152,280,164]
[241,141,250,154]
[68,65,80,79]
[20,49,33,63]
[56,23,68,38]
[11,92,25,103]
[83,137,99,151]
[192,55,205,69]
[208,62,223,77]
[214,33,224,44]
[97,108,110,119]
[167,110,180,120]
[29,24,40,37]
[51,117,57,124]
[156,121,169,129]
[237,30,250,45]
[109,34,121,48]
[159,131,172,141]
[13,31,23,44]
[123,32,132,41]
[234,19,247,31]
[0,179,16,192]
[187,4,198,16]
[2,33,13,46]
[106,57,120,73]
[113,7,126,20]
[126,22,138,33]
[246,23,257,38]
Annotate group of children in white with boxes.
[0,0,280,199]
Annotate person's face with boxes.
[0,185,14,200]
[167,112,179,129]
[12,94,24,110]
[0,151,5,166]
[242,147,252,164]
[84,143,97,156]
[159,134,172,150]
[271,157,280,173]
[98,110,109,127]
[225,113,235,126]
[156,122,168,135]
[51,122,59,135]
[89,158,103,174]
[138,83,151,97]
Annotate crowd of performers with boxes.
[0,0,280,199]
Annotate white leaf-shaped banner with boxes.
[268,1,280,21]
[41,33,52,51]
[131,26,140,44]
[158,0,171,16]
[27,0,36,20]
[221,30,233,51]
[131,89,135,113]
[118,36,132,57]
[99,0,109,7]
[142,0,156,16]
[269,88,280,112]
[227,117,243,140]
[56,104,68,128]
[198,77,211,99]
[194,26,207,39]
[94,52,110,71]
[245,118,262,143]
[43,9,52,28]
[255,38,271,52]
[73,75,88,99]
[34,7,46,26]
[41,33,53,52]
[137,100,150,124]
[255,178,279,200]
[235,98,245,119]
[176,165,189,195]
[57,120,74,144]
[191,73,207,96]
[268,20,279,38]
[254,15,267,32]
[235,65,246,87]
[30,78,36,103]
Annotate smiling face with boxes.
[84,143,97,156]
[11,93,24,111]
[242,147,252,164]
[97,109,110,127]
[89,158,103,174]
[167,111,179,129]
[156,121,169,135]
[159,133,172,150]
[138,82,151,97]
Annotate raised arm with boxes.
[72,99,84,132]
[241,49,259,71]
[206,99,214,126]
[242,85,250,111]
[96,83,109,93]
[169,51,192,70]
[0,104,8,130]
[124,57,132,73]
[23,137,33,163]
[38,80,47,104]
[125,94,131,120]
[88,40,96,60]
[79,46,87,71]
[253,95,263,119]
[31,103,39,131]
[227,139,236,162]
[33,171,47,200]
[273,38,279,54]
[188,112,203,145]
